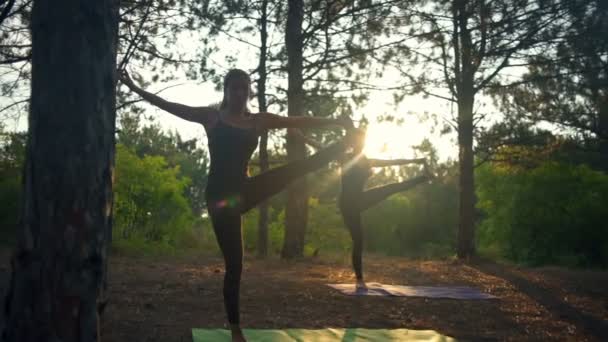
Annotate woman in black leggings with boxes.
[296,128,431,290]
[121,69,356,342]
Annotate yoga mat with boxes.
[327,282,497,299]
[192,328,457,341]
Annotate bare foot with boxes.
[356,279,368,291]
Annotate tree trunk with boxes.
[282,0,308,259]
[457,96,476,259]
[256,0,270,258]
[455,0,476,259]
[257,135,270,257]
[598,95,608,171]
[2,0,119,341]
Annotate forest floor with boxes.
[1,248,607,341]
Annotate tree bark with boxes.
[457,96,476,259]
[2,0,119,341]
[257,0,270,258]
[598,95,608,171]
[455,0,476,259]
[282,0,308,259]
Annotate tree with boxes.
[0,128,26,244]
[391,0,566,258]
[1,0,214,121]
[256,0,272,257]
[280,0,406,258]
[492,0,608,171]
[281,0,307,259]
[476,159,608,267]
[2,0,119,341]
[117,112,209,217]
[113,144,194,243]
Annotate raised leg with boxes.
[240,139,348,213]
[359,175,429,211]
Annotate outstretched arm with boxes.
[288,128,326,150]
[253,112,353,131]
[367,158,426,168]
[120,72,216,126]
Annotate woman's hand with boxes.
[336,115,354,129]
[344,127,365,148]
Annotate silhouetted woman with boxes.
[121,69,356,342]
[296,128,431,290]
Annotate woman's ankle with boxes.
[229,324,246,341]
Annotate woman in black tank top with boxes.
[297,128,431,290]
[120,69,356,342]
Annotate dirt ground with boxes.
[1,250,607,341]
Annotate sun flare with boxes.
[362,122,425,160]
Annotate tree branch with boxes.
[118,0,153,71]
[0,0,16,26]
[0,98,28,115]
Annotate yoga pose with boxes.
[295,128,431,289]
[121,69,357,342]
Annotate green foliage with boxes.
[305,198,352,254]
[118,112,209,216]
[111,217,220,257]
[477,161,608,267]
[489,0,608,171]
[242,208,285,255]
[363,176,459,259]
[113,144,195,245]
[0,130,26,245]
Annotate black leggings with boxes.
[206,140,348,325]
[339,175,429,280]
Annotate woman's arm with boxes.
[120,72,216,126]
[252,112,353,130]
[367,158,427,168]
[288,128,326,150]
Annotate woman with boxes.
[296,128,431,290]
[120,69,357,342]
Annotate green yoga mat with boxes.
[192,328,457,341]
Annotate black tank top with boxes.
[206,115,259,197]
[340,155,372,200]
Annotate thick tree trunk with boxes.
[257,0,270,258]
[2,1,119,341]
[282,0,308,259]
